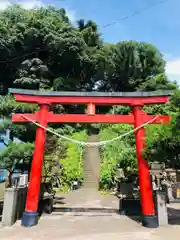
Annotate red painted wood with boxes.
[25,104,49,213]
[87,103,96,115]
[12,112,170,124]
[133,106,155,216]
[12,113,39,122]
[14,94,169,105]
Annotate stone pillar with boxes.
[2,188,18,226]
[156,191,168,226]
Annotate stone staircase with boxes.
[82,135,100,190]
[51,134,119,218]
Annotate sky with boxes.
[0,0,180,83]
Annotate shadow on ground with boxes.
[39,195,180,227]
[54,196,66,205]
[53,206,119,214]
[38,196,66,217]
[52,197,141,221]
[124,207,180,226]
[52,205,144,224]
[168,207,180,225]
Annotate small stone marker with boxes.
[2,188,18,226]
[156,190,168,226]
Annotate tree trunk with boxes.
[7,169,13,188]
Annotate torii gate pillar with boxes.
[9,88,171,228]
[133,105,156,227]
[21,104,49,226]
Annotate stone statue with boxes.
[116,168,125,179]
[117,172,139,199]
[151,174,158,190]
[161,171,175,203]
[114,168,125,194]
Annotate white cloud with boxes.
[19,0,44,9]
[166,58,180,83]
[0,0,77,22]
[65,9,77,23]
[0,0,11,10]
[0,0,44,10]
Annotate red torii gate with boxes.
[9,88,171,228]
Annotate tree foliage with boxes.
[59,130,87,190]
[0,5,178,190]
[14,58,50,89]
[144,90,180,168]
[0,142,34,186]
[99,124,136,189]
[0,5,173,94]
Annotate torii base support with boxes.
[142,215,158,228]
[21,212,38,227]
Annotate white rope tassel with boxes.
[21,115,159,147]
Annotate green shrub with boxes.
[99,124,136,190]
[59,130,87,190]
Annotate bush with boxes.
[99,124,136,190]
[59,130,88,190]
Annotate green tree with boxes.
[0,142,34,186]
[0,4,178,191]
[101,41,167,91]
[14,58,50,89]
[144,90,180,168]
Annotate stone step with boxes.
[83,135,100,190]
[83,181,99,184]
[83,175,98,179]
[83,177,99,182]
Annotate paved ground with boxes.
[2,136,180,239]
[1,189,180,240]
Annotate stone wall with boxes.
[0,182,5,201]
